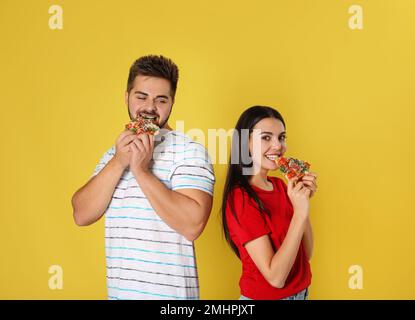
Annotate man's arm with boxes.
[71,131,136,226]
[71,157,125,226]
[134,171,213,241]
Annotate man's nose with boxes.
[143,101,157,113]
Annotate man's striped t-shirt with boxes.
[93,130,215,300]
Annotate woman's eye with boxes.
[279,136,286,142]
[262,136,271,141]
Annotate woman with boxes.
[221,106,318,300]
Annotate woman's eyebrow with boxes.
[260,131,286,135]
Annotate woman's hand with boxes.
[287,177,310,220]
[300,172,318,198]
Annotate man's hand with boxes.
[129,133,155,175]
[113,130,136,169]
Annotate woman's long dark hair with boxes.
[221,106,286,258]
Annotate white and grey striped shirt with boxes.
[93,130,215,300]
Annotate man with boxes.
[71,55,215,300]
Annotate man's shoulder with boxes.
[97,145,115,159]
[101,145,116,158]
[163,130,207,151]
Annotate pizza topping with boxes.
[125,114,160,135]
[276,156,311,180]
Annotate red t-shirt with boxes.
[225,176,312,300]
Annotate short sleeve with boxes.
[92,146,115,177]
[227,189,271,246]
[168,142,215,196]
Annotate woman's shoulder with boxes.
[227,185,261,211]
[226,186,265,223]
[229,185,248,200]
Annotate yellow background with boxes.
[1,0,414,299]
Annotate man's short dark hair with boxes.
[127,55,179,101]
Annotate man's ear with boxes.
[124,91,129,106]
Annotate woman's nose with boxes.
[271,138,282,149]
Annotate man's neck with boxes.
[162,123,173,131]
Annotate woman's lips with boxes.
[264,154,281,161]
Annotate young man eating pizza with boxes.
[71,55,215,300]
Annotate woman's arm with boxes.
[299,173,317,260]
[302,218,314,261]
[244,178,311,289]
[244,213,308,289]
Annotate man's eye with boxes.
[137,97,146,100]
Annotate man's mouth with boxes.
[138,113,158,120]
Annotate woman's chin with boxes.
[260,165,277,171]
[261,159,278,171]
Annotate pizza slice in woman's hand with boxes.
[276,156,311,180]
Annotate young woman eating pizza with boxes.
[221,106,318,300]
